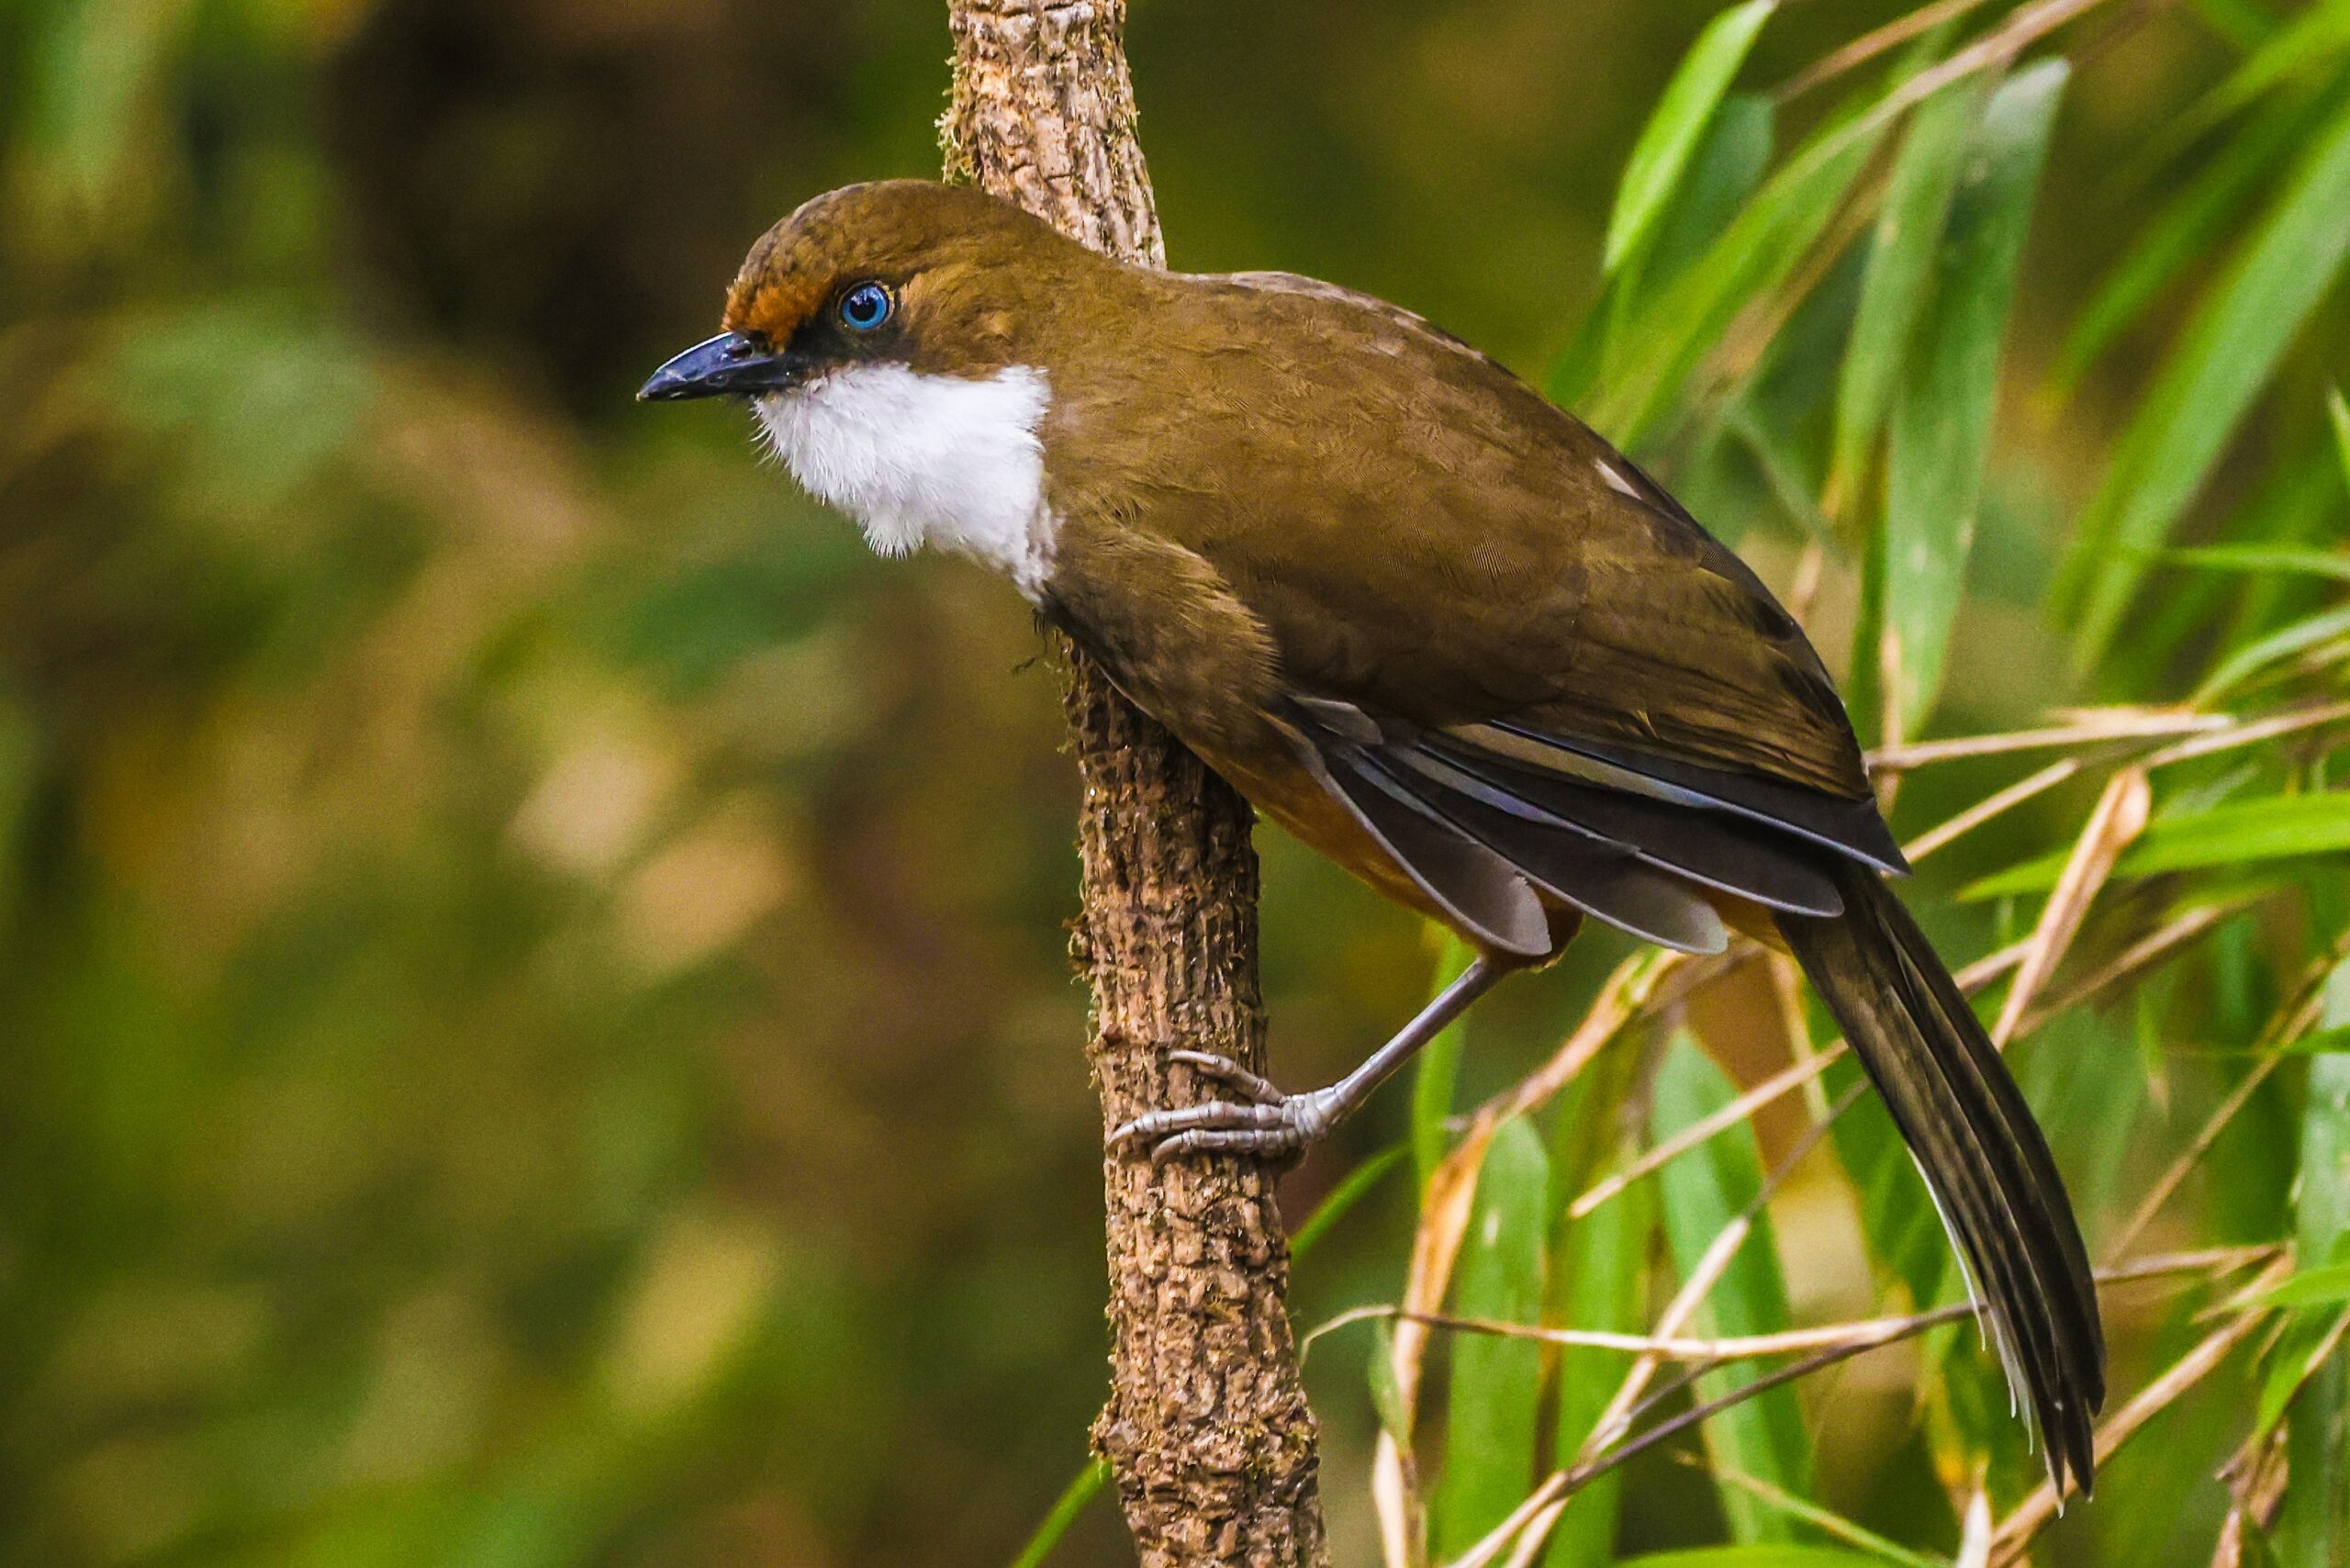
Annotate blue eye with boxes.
[839,282,892,331]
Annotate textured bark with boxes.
[942,5,1329,1565]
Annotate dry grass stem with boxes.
[2109,923,2350,1259]
[2015,899,2247,1034]
[1905,757,2085,862]
[2139,699,2350,768]
[1775,0,2006,102]
[1871,708,2223,771]
[1314,1245,2269,1363]
[1992,767,2150,1044]
[1569,940,2028,1219]
[1898,701,2344,863]
[1389,950,1701,1559]
[2210,1423,2289,1568]
[1474,950,1679,1127]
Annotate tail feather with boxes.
[1779,861,2106,1495]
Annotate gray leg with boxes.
[1110,956,1507,1163]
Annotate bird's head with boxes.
[638,180,1080,404]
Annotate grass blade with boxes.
[1293,1144,1409,1259]
[1967,790,2350,898]
[1615,1549,1907,1568]
[1005,1459,1111,1568]
[2332,384,2350,494]
[1827,63,1992,513]
[2052,85,2324,393]
[1652,1036,1813,1543]
[1605,2,1780,277]
[2256,1261,2350,1310]
[2197,603,2350,700]
[1544,1154,1654,1568]
[2187,0,2285,51]
[2162,543,2350,583]
[2278,958,2350,1567]
[1433,1116,1554,1561]
[1882,60,2067,738]
[1681,1460,1945,1568]
[2062,89,2350,667]
[1590,97,1891,446]
[1558,95,1776,411]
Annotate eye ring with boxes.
[838,281,893,332]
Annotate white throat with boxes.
[755,364,1057,599]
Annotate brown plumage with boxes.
[644,178,2107,1493]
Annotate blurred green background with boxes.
[2,2,2344,1565]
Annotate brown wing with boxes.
[1042,268,1900,954]
[1058,268,1874,795]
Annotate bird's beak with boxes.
[637,330,804,401]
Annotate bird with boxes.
[640,177,2106,1494]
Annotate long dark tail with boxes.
[1779,860,2106,1495]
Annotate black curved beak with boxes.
[637,331,802,402]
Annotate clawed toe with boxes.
[1167,1049,1283,1104]
[1147,1125,1313,1160]
[1108,1084,1337,1164]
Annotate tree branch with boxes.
[940,5,1328,1563]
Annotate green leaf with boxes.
[2197,602,2350,700]
[1881,62,2067,739]
[1697,1472,1945,1568]
[2331,385,2350,495]
[1603,2,1778,277]
[1432,1116,1552,1561]
[2165,0,2350,161]
[1290,1144,1405,1259]
[2256,1313,2334,1438]
[1645,95,1781,299]
[1967,792,2350,898]
[1005,1460,1111,1568]
[1652,1036,1813,1543]
[1827,67,1992,512]
[17,0,191,235]
[1368,1317,1413,1442]
[1617,1548,1899,1568]
[1558,94,1776,410]
[1592,99,1893,448]
[2187,0,2284,51]
[2279,959,2350,1567]
[2256,1261,2350,1310]
[2283,1025,2350,1056]
[2134,443,2350,681]
[1545,1150,1655,1568]
[2163,543,2350,583]
[2053,87,2325,393]
[2062,90,2350,667]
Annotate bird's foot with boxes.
[1108,1050,1340,1164]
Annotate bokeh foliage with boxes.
[1,3,2347,1568]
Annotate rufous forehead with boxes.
[722,268,829,344]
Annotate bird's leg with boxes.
[1110,955,1506,1164]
